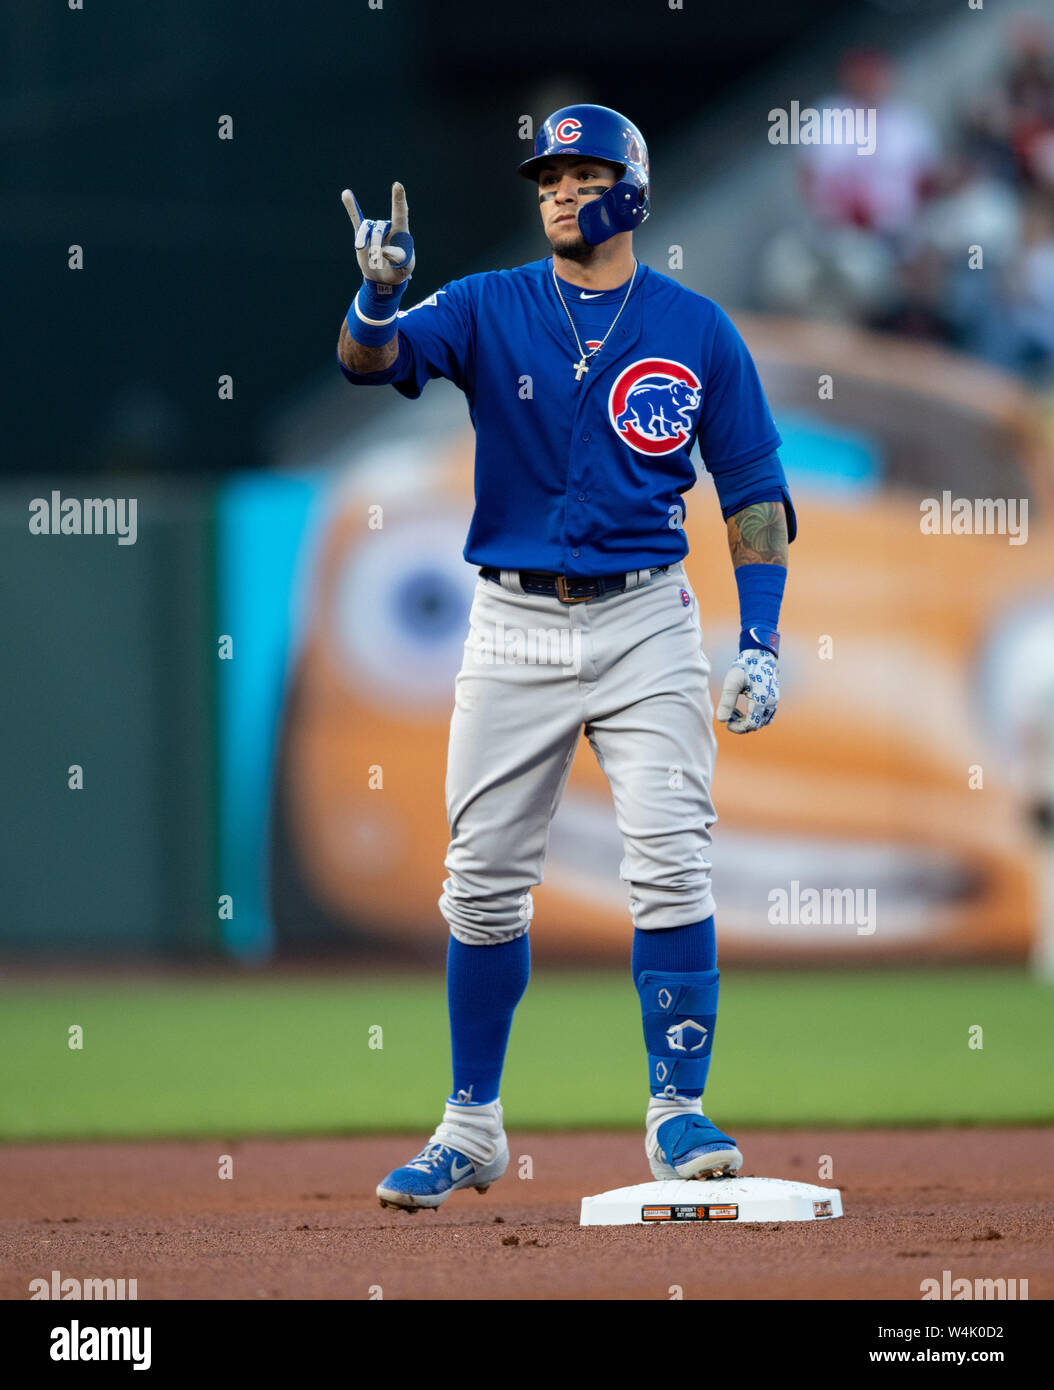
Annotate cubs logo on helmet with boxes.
[518,104,650,245]
[608,358,702,457]
[554,117,582,145]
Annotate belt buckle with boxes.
[555,576,591,605]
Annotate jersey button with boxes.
[577,492,586,501]
[571,549,580,558]
[581,431,591,442]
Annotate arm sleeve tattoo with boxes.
[726,501,789,568]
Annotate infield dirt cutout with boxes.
[1,1129,1050,1300]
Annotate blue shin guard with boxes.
[636,966,741,1176]
[636,968,719,1098]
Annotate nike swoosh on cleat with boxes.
[450,1158,473,1180]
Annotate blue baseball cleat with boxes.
[377,1099,509,1212]
[646,1102,743,1181]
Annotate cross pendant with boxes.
[573,357,589,381]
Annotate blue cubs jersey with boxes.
[338,257,795,575]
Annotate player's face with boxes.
[536,156,620,258]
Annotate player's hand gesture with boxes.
[341,182,416,286]
[716,648,779,734]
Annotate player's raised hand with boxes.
[715,648,780,734]
[341,182,416,286]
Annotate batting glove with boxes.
[716,648,780,734]
[341,182,416,285]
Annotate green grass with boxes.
[0,968,1050,1141]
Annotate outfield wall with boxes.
[0,478,218,956]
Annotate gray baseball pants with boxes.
[438,561,718,944]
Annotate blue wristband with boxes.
[347,278,409,347]
[734,563,786,655]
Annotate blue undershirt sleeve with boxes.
[336,279,477,399]
[695,307,796,541]
[713,454,798,543]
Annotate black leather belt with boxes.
[479,565,669,604]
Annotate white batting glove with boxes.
[716,648,780,734]
[341,182,416,285]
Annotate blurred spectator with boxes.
[942,16,1054,380]
[1010,198,1054,373]
[965,18,1054,190]
[903,141,1023,355]
[801,48,940,238]
[760,27,1054,385]
[760,48,940,322]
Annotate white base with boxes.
[580,1176,843,1226]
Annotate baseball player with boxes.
[336,105,796,1211]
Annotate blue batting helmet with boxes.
[518,104,650,246]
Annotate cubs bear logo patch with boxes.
[608,358,702,456]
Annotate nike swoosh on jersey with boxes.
[579,291,603,299]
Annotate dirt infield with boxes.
[1,1129,1050,1300]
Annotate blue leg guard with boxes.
[636,967,719,1098]
[636,967,742,1178]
